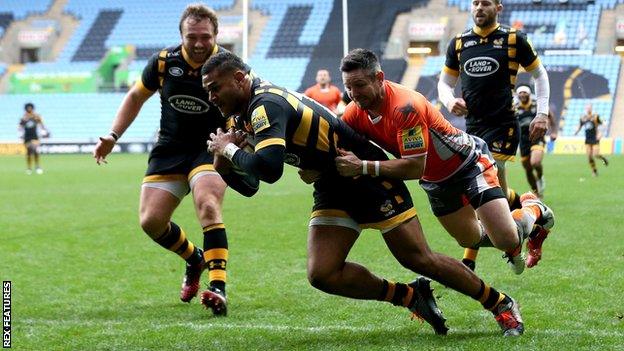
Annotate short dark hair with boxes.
[24,103,34,110]
[179,3,219,35]
[340,48,381,77]
[201,51,249,76]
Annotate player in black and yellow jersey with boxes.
[18,102,49,175]
[575,103,608,176]
[93,4,229,315]
[201,51,533,336]
[514,85,556,198]
[437,0,552,271]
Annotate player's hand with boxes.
[208,128,236,155]
[335,148,363,177]
[447,98,468,117]
[298,169,321,184]
[529,113,549,142]
[93,134,116,165]
[230,127,249,149]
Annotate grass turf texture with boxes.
[1,154,622,350]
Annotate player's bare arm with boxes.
[93,85,154,164]
[335,148,425,180]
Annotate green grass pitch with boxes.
[1,153,622,350]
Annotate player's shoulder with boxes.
[456,28,473,38]
[386,80,419,101]
[251,81,290,108]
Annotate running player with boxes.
[514,85,557,198]
[575,103,608,176]
[93,4,229,315]
[18,102,49,175]
[437,0,552,268]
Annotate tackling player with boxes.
[203,51,531,336]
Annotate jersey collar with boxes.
[473,22,499,38]
[519,98,532,110]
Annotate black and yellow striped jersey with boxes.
[19,113,43,142]
[514,98,537,131]
[140,44,228,149]
[579,113,601,140]
[443,24,539,127]
[232,78,387,175]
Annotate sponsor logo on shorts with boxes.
[463,57,499,77]
[167,95,210,114]
[284,153,301,166]
[380,200,395,217]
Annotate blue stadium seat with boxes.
[0,93,160,141]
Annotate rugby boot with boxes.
[407,277,449,335]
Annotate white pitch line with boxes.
[19,319,624,337]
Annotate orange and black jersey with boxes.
[140,44,228,149]
[19,113,43,142]
[444,24,539,127]
[229,78,388,184]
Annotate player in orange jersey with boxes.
[304,69,344,114]
[337,49,555,277]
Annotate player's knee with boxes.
[530,160,541,168]
[306,265,336,292]
[139,213,168,238]
[393,246,433,271]
[492,231,520,252]
[196,199,221,220]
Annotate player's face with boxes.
[585,104,592,114]
[471,0,501,28]
[181,17,216,64]
[342,69,383,111]
[518,92,529,103]
[203,70,244,116]
[316,70,330,85]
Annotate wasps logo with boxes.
[380,200,395,216]
[493,38,504,48]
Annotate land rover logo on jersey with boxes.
[168,95,210,114]
[168,67,183,77]
[464,57,499,77]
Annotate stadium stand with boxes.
[298,0,427,91]
[416,55,621,136]
[1,0,621,144]
[248,0,333,90]
[0,93,160,142]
